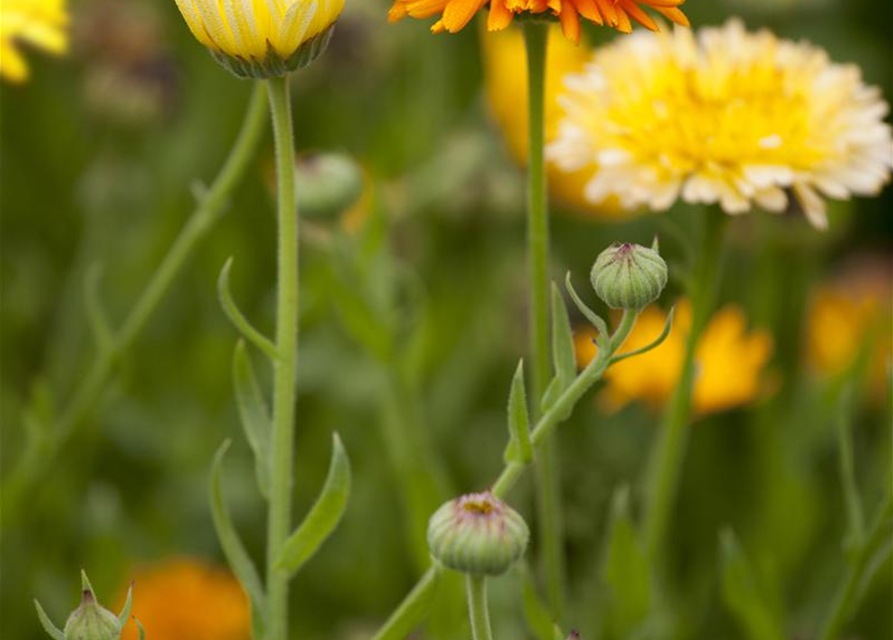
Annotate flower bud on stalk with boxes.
[590,242,667,310]
[35,571,132,640]
[427,491,529,576]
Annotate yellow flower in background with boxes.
[575,301,774,415]
[548,20,893,229]
[389,0,688,43]
[173,0,345,77]
[481,25,632,219]
[0,0,67,83]
[806,258,892,391]
[117,558,250,640]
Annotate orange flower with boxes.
[388,0,688,43]
[117,558,250,640]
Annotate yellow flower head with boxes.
[575,301,774,415]
[117,558,250,640]
[0,0,68,83]
[173,0,345,77]
[548,19,893,229]
[481,24,632,219]
[388,0,688,43]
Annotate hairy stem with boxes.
[466,575,494,640]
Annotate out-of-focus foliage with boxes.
[1,0,890,639]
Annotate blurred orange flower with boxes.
[117,558,250,640]
[575,301,774,415]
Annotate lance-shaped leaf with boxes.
[551,284,576,389]
[84,262,114,354]
[276,433,352,577]
[218,258,279,362]
[504,361,532,464]
[565,272,609,347]
[210,440,267,620]
[33,600,65,640]
[233,341,271,499]
[610,307,675,365]
[719,529,785,640]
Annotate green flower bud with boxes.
[295,152,364,219]
[590,242,667,310]
[63,590,121,640]
[427,492,529,576]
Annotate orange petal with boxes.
[559,2,581,43]
[571,0,604,24]
[388,3,408,22]
[593,0,619,26]
[440,0,486,32]
[487,0,514,31]
[656,6,689,26]
[620,0,658,30]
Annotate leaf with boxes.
[565,272,609,346]
[232,341,271,499]
[218,257,279,362]
[601,486,651,638]
[504,361,532,464]
[276,433,352,577]
[520,562,555,640]
[719,528,786,640]
[370,566,440,640]
[610,307,675,365]
[539,376,563,416]
[209,440,267,620]
[117,582,133,627]
[551,284,576,388]
[34,600,65,640]
[84,262,114,353]
[137,619,146,640]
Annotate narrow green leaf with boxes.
[719,528,786,640]
[209,440,267,620]
[551,284,576,388]
[34,600,65,640]
[610,306,675,365]
[117,582,133,627]
[370,565,440,640]
[84,262,114,353]
[232,341,271,499]
[601,486,650,638]
[836,387,864,550]
[565,272,609,345]
[276,433,352,577]
[218,258,279,362]
[519,562,554,640]
[539,376,563,416]
[504,361,532,464]
[137,619,146,640]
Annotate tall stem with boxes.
[266,75,299,640]
[643,209,727,563]
[3,83,269,523]
[523,22,565,622]
[466,575,494,640]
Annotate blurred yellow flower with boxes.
[575,301,774,415]
[118,558,250,640]
[481,25,632,219]
[173,0,344,77]
[0,0,67,83]
[806,258,892,389]
[548,20,893,229]
[389,0,688,43]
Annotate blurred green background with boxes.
[1,0,891,639]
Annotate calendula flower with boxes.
[117,558,250,640]
[388,0,688,43]
[0,0,68,83]
[575,301,774,415]
[806,257,892,393]
[481,24,632,218]
[549,20,893,229]
[173,0,345,77]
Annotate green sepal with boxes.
[276,433,352,577]
[34,600,65,640]
[209,440,267,623]
[551,284,576,389]
[211,27,335,79]
[117,582,133,627]
[504,361,532,464]
[136,619,146,640]
[218,258,279,362]
[232,340,272,500]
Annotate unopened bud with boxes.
[590,242,667,310]
[63,590,121,640]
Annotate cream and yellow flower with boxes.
[575,301,774,415]
[481,24,632,219]
[173,0,344,77]
[0,0,67,83]
[117,558,250,640]
[548,20,893,229]
[389,0,688,43]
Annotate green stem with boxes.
[466,575,494,640]
[523,21,565,622]
[266,75,299,640]
[643,209,727,564]
[3,83,269,522]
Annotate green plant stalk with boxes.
[266,75,299,640]
[466,575,494,640]
[643,210,727,563]
[2,83,269,521]
[523,21,565,622]
[818,493,893,640]
[369,311,639,640]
